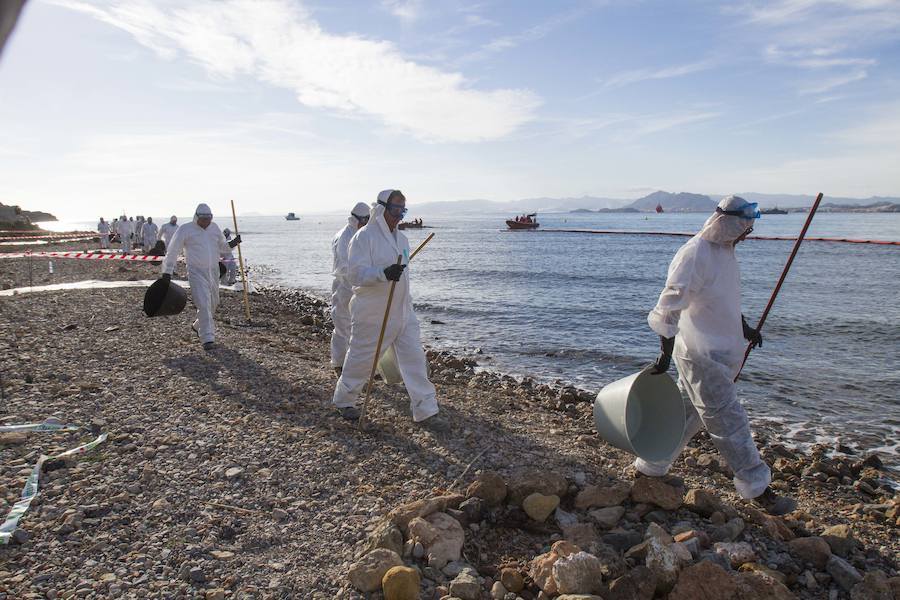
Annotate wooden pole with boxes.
[409,232,434,260]
[735,192,824,381]
[230,200,252,322]
[359,254,403,430]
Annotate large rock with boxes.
[787,536,831,570]
[523,492,559,522]
[552,551,604,595]
[735,571,798,600]
[389,494,464,534]
[684,488,727,517]
[529,541,581,595]
[588,506,624,529]
[826,555,863,592]
[607,565,655,600]
[574,481,630,510]
[367,520,404,556]
[348,548,404,592]
[668,560,738,600]
[500,568,524,593]
[408,512,465,569]
[631,477,683,511]
[645,537,680,594]
[448,571,481,600]
[714,542,756,568]
[821,524,857,558]
[508,470,568,506]
[382,566,420,600]
[850,570,893,600]
[466,471,507,507]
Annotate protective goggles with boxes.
[352,213,370,224]
[379,201,408,218]
[716,202,760,220]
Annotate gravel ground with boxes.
[0,243,897,599]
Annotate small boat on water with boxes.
[656,203,664,213]
[506,213,539,230]
[398,219,424,230]
[285,212,300,221]
[761,207,788,215]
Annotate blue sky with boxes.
[1,0,899,219]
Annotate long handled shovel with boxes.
[735,192,824,382]
[358,233,435,429]
[230,199,252,323]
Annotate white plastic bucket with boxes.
[593,368,686,463]
[377,346,404,384]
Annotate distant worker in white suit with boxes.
[640,195,795,515]
[333,189,446,431]
[141,217,158,253]
[160,204,241,350]
[158,216,179,251]
[330,202,372,374]
[117,215,132,254]
[97,217,110,249]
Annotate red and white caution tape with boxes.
[0,251,163,262]
[0,233,97,242]
[0,419,107,545]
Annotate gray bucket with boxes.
[377,345,404,384]
[143,277,188,317]
[593,368,686,463]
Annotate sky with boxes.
[1,0,900,219]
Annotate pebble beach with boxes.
[1,240,898,600]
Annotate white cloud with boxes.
[602,59,717,89]
[459,6,589,63]
[834,103,900,146]
[381,0,424,23]
[51,0,540,143]
[798,69,868,94]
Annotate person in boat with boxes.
[160,204,241,351]
[330,202,371,375]
[333,189,447,431]
[642,195,794,515]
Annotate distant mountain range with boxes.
[413,191,900,215]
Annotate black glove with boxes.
[161,273,171,281]
[650,336,675,375]
[228,234,242,249]
[742,315,763,349]
[383,264,406,281]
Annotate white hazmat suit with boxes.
[330,202,372,368]
[117,217,132,254]
[635,195,771,500]
[159,218,179,250]
[142,220,158,253]
[98,220,110,249]
[161,204,233,344]
[333,192,439,422]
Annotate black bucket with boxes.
[143,277,188,317]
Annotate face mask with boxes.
[353,214,370,225]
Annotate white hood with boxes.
[348,202,371,227]
[698,195,755,245]
[194,203,212,225]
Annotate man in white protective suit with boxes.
[639,195,795,515]
[141,217,159,253]
[160,204,241,351]
[330,202,372,375]
[97,217,110,249]
[333,189,447,431]
[158,216,179,251]
[117,215,132,254]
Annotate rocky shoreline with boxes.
[0,243,898,599]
